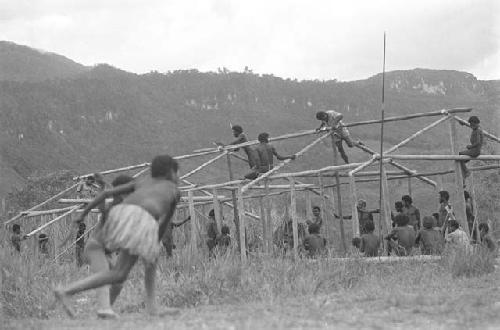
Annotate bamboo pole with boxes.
[241,132,331,192]
[348,175,360,238]
[407,177,412,196]
[344,107,471,128]
[448,119,469,235]
[318,174,328,241]
[356,141,436,187]
[25,205,82,238]
[192,108,472,155]
[384,116,451,155]
[385,155,500,161]
[330,134,347,252]
[212,188,222,233]
[59,195,226,204]
[453,115,500,143]
[470,172,480,241]
[380,166,393,233]
[180,151,228,180]
[259,196,267,253]
[236,187,247,263]
[5,182,79,225]
[21,205,78,217]
[133,166,150,178]
[226,154,241,250]
[182,179,260,221]
[187,190,198,256]
[264,179,273,252]
[289,177,299,259]
[306,191,313,223]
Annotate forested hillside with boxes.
[0,42,498,200]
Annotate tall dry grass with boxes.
[1,240,496,320]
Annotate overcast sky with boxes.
[1,0,498,81]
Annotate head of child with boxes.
[402,195,412,207]
[364,220,375,234]
[357,199,367,211]
[111,174,134,203]
[39,233,48,247]
[394,214,410,227]
[448,220,459,233]
[78,222,86,233]
[422,216,435,229]
[208,209,215,220]
[232,125,243,137]
[12,224,20,234]
[468,116,480,129]
[151,155,179,183]
[308,223,320,235]
[258,132,269,143]
[312,206,321,217]
[478,223,489,238]
[395,201,403,212]
[439,190,449,203]
[315,111,328,121]
[221,225,230,236]
[432,213,439,222]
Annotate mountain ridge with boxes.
[0,41,498,200]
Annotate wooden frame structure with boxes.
[5,107,500,263]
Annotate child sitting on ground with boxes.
[445,219,470,250]
[415,216,443,255]
[479,223,497,254]
[55,155,181,319]
[360,221,380,257]
[38,233,50,257]
[303,223,327,257]
[216,225,231,253]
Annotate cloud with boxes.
[0,0,498,80]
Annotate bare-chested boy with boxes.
[415,216,443,255]
[458,116,483,184]
[216,125,257,169]
[55,155,181,318]
[360,221,380,257]
[245,132,296,179]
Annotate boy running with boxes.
[55,155,181,318]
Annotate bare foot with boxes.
[54,288,75,319]
[97,308,119,319]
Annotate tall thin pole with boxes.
[378,33,387,240]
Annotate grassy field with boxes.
[2,244,499,329]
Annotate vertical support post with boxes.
[212,188,222,233]
[264,179,273,252]
[470,172,480,241]
[226,154,241,249]
[380,166,393,233]
[187,190,197,254]
[448,119,469,235]
[288,177,299,259]
[236,187,247,263]
[259,196,267,252]
[407,176,412,196]
[318,174,328,240]
[330,134,347,252]
[306,190,313,222]
[349,175,360,238]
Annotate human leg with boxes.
[84,238,117,318]
[336,140,349,163]
[55,250,138,317]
